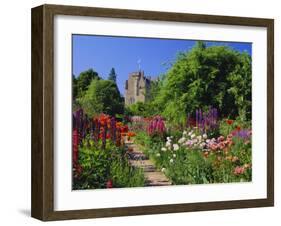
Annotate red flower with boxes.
[75,164,83,174]
[106,180,113,188]
[236,126,241,131]
[120,125,128,133]
[72,129,79,165]
[226,119,234,125]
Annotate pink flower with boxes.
[210,144,218,151]
[234,166,245,175]
[217,136,225,142]
[218,142,225,150]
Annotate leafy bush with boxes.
[151,41,252,126]
[73,139,145,189]
[78,79,124,117]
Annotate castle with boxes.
[125,71,151,105]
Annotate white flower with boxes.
[190,134,195,139]
[206,139,210,143]
[183,130,187,135]
[188,131,193,136]
[197,135,202,142]
[165,141,171,147]
[169,158,174,163]
[200,142,206,148]
[156,153,161,157]
[161,147,167,152]
[173,144,179,151]
[203,134,208,139]
[166,136,171,141]
[161,168,166,172]
[173,154,176,158]
[178,137,185,144]
[193,139,198,144]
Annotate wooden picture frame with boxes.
[31,4,274,221]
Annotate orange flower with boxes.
[127,132,136,137]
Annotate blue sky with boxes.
[72,35,252,95]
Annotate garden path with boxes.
[125,141,172,186]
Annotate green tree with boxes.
[153,41,252,125]
[79,79,124,116]
[108,67,117,83]
[76,68,100,98]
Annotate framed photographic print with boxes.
[31,4,274,221]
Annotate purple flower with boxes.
[233,129,251,140]
[194,106,218,133]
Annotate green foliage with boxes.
[110,160,145,187]
[219,118,251,137]
[166,149,214,185]
[108,67,117,83]
[126,102,149,117]
[74,68,100,99]
[152,41,252,126]
[78,79,124,117]
[73,138,145,190]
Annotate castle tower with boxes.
[125,71,151,106]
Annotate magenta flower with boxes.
[147,115,166,136]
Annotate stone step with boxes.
[127,151,149,160]
[145,172,172,186]
[125,142,172,187]
[129,160,156,172]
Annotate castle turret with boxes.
[125,71,151,105]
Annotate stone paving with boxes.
[126,142,172,186]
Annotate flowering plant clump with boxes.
[147,115,166,137]
[73,109,134,150]
[72,108,145,190]
[205,134,234,153]
[232,129,252,140]
[188,107,218,133]
[137,116,252,185]
[163,130,209,151]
